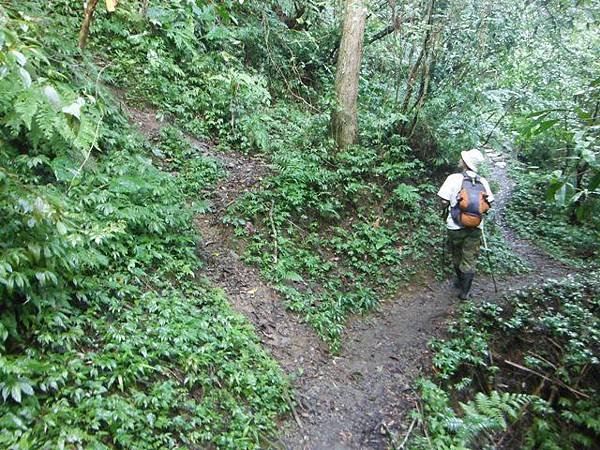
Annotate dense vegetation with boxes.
[0,4,290,448]
[412,274,600,449]
[1,0,598,448]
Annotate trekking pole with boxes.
[481,223,498,293]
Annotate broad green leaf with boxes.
[546,180,565,202]
[28,244,41,262]
[11,383,21,403]
[531,119,560,136]
[588,172,600,192]
[555,183,567,206]
[9,50,26,66]
[43,85,62,109]
[56,221,67,235]
[35,272,46,285]
[51,156,79,182]
[19,381,34,396]
[581,149,597,167]
[0,322,8,343]
[18,67,31,88]
[62,97,85,120]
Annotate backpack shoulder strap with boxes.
[463,171,481,184]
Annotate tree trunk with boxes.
[332,0,367,150]
[399,0,435,117]
[141,0,150,16]
[79,0,100,49]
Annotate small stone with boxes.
[495,161,507,168]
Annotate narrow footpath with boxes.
[125,103,572,450]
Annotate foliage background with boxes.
[1,0,598,447]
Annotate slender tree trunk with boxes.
[569,161,587,224]
[406,28,441,138]
[139,0,150,15]
[332,0,367,150]
[399,0,435,117]
[407,54,433,138]
[396,41,415,103]
[79,0,100,49]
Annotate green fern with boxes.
[414,381,537,449]
[457,391,532,441]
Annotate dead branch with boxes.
[502,358,590,399]
[399,417,417,449]
[269,200,279,264]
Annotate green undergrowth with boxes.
[506,164,600,267]
[224,105,524,352]
[43,0,319,152]
[11,0,527,362]
[410,273,600,449]
[16,1,527,354]
[224,105,438,352]
[1,6,289,448]
[477,209,530,278]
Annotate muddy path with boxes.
[124,104,572,449]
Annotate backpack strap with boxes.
[462,171,480,185]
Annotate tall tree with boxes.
[79,0,100,49]
[332,0,367,149]
[79,0,118,49]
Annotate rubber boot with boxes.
[458,272,475,300]
[453,267,461,289]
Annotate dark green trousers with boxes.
[447,228,482,274]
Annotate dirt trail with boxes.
[125,105,327,378]
[276,151,572,450]
[124,105,571,449]
[484,147,571,278]
[192,146,329,377]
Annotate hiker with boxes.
[437,149,494,299]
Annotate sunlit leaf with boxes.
[62,97,85,120]
[18,67,31,87]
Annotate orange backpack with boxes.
[451,172,491,228]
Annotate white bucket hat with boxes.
[460,149,485,172]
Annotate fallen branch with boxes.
[414,400,432,447]
[269,200,279,264]
[399,417,417,449]
[291,405,303,428]
[380,421,395,448]
[502,358,590,399]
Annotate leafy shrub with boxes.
[506,164,600,265]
